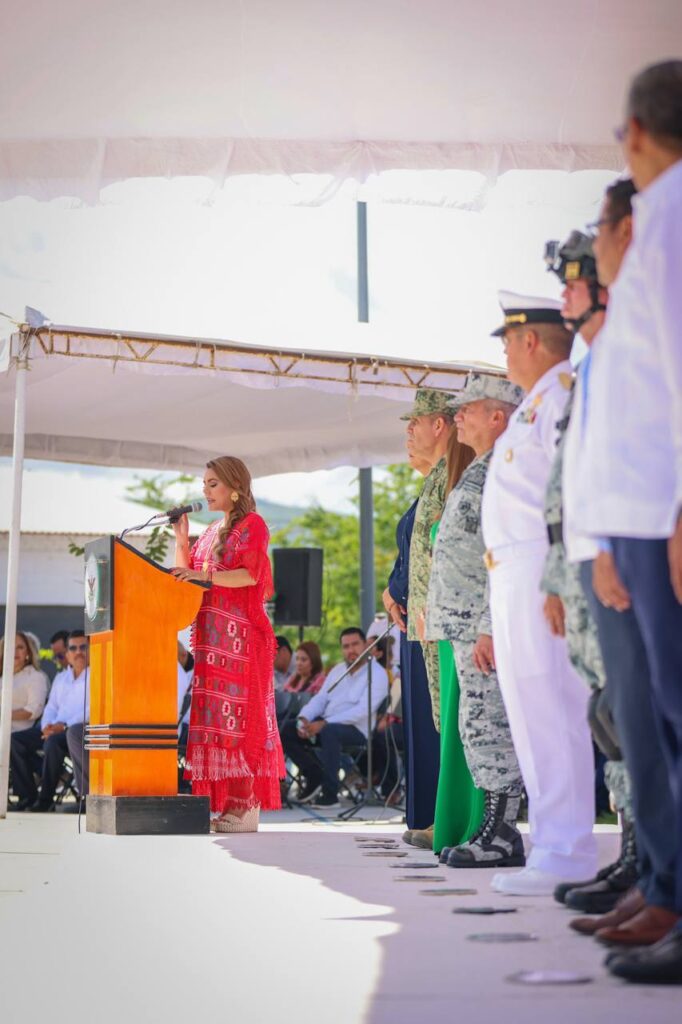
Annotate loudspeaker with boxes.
[272,548,323,626]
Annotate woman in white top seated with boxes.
[1,632,48,810]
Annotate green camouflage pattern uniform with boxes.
[425,450,522,794]
[541,384,632,816]
[407,456,447,730]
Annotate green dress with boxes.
[431,520,485,853]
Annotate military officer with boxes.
[390,388,456,850]
[541,222,638,915]
[425,372,525,869]
[480,292,598,896]
[401,388,456,732]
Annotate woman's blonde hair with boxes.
[207,455,256,560]
[446,430,475,494]
[0,631,41,672]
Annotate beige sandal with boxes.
[212,806,260,833]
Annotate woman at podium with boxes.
[171,456,284,832]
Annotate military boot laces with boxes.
[446,790,526,869]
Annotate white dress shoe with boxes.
[491,866,561,896]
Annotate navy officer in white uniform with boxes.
[480,292,597,896]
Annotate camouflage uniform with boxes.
[426,450,523,795]
[407,456,447,729]
[541,384,632,817]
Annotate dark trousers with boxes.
[401,636,440,830]
[39,730,70,806]
[281,720,365,799]
[358,722,405,797]
[9,725,43,802]
[581,551,678,912]
[66,723,89,796]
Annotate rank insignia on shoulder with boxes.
[504,448,514,462]
[517,393,542,425]
[559,372,574,391]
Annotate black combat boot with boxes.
[446,790,526,869]
[564,816,639,913]
[555,814,637,905]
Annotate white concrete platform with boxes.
[0,812,678,1024]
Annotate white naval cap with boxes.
[491,290,565,337]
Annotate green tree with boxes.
[271,464,421,664]
[125,472,197,562]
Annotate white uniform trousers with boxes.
[488,540,597,879]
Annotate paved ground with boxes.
[0,810,678,1024]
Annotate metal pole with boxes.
[357,201,369,324]
[356,200,375,631]
[0,331,29,817]
[359,467,375,632]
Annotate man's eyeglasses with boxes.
[585,216,622,236]
[613,123,628,143]
[68,643,88,652]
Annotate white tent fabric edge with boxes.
[0,138,625,205]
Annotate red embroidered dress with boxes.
[185,512,284,812]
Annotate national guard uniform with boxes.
[402,388,452,731]
[541,231,637,913]
[426,372,525,869]
[481,292,598,893]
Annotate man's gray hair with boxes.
[627,60,682,149]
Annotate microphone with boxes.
[165,500,205,524]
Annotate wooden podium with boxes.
[83,536,210,835]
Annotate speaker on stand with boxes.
[272,548,323,641]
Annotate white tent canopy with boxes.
[3,0,681,203]
[0,323,485,475]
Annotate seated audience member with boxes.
[274,636,292,690]
[277,641,326,725]
[358,629,404,803]
[177,645,194,793]
[47,630,70,681]
[178,639,195,675]
[3,632,48,811]
[32,630,90,811]
[280,627,388,809]
[284,642,326,696]
[273,636,293,718]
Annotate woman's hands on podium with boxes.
[170,567,210,583]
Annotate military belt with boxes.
[547,521,564,545]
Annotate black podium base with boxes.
[86,795,210,835]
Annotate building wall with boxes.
[0,532,173,646]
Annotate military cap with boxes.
[544,230,599,283]
[447,372,524,411]
[399,387,455,421]
[491,290,564,337]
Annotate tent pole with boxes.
[0,331,29,817]
[356,201,375,631]
[359,467,376,632]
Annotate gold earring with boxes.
[231,491,239,502]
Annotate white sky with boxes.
[0,168,617,524]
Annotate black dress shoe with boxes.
[8,797,33,812]
[554,876,596,904]
[30,800,55,813]
[565,862,639,914]
[607,929,682,984]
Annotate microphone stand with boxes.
[326,623,397,821]
[119,510,169,541]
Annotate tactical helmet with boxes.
[544,230,599,284]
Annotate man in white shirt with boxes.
[480,292,598,896]
[572,61,682,983]
[280,627,389,810]
[31,630,90,811]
